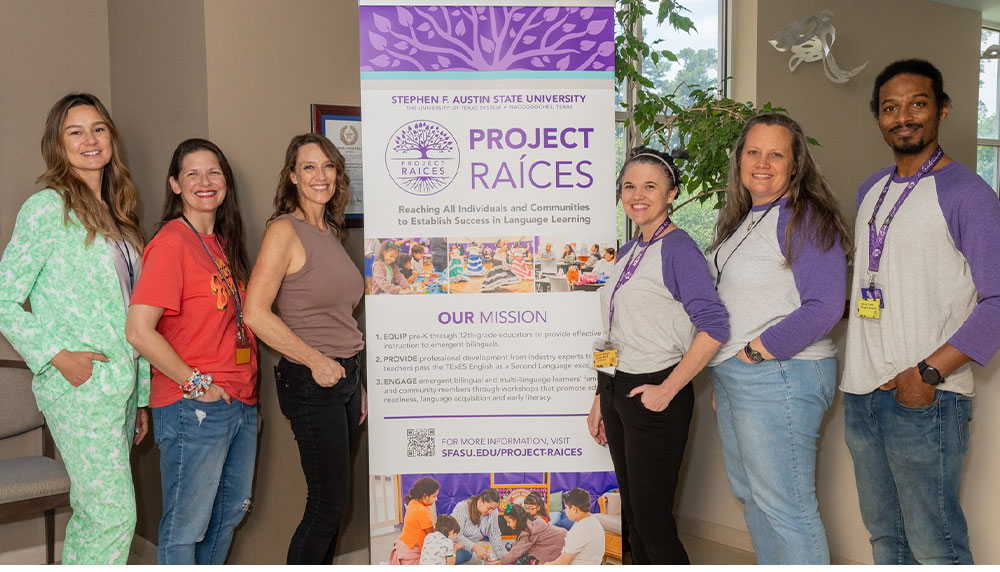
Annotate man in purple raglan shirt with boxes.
[842,59,1000,565]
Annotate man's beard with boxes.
[891,122,931,155]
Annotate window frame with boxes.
[615,0,729,242]
[978,24,1000,191]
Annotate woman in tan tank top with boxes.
[244,134,366,564]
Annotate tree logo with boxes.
[384,120,460,196]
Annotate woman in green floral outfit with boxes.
[0,93,150,565]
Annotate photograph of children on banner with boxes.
[534,236,615,293]
[365,237,449,295]
[370,472,620,565]
[448,237,534,294]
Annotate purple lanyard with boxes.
[867,146,943,275]
[607,218,671,333]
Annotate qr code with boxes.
[407,428,435,457]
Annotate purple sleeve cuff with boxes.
[939,168,1000,366]
[760,208,847,360]
[661,231,729,344]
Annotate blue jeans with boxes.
[153,398,258,564]
[710,356,836,564]
[844,388,973,564]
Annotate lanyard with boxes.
[180,216,247,344]
[112,234,135,290]
[607,217,672,333]
[713,191,787,287]
[867,146,943,278]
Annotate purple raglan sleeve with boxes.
[759,207,847,360]
[660,231,730,344]
[937,166,1000,366]
[617,237,638,260]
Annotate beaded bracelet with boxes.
[181,369,213,399]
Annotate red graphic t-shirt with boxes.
[131,219,258,407]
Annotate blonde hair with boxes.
[38,93,143,248]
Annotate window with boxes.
[978,26,999,192]
[615,0,725,248]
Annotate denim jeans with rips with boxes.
[153,397,257,565]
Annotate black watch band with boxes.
[918,360,944,385]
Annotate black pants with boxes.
[275,355,362,564]
[599,366,693,565]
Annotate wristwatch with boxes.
[744,342,764,364]
[917,360,944,385]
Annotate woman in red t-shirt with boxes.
[125,138,257,565]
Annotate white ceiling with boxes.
[933,0,1000,26]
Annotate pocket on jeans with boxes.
[892,389,939,412]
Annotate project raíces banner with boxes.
[360,1,618,563]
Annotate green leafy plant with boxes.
[614,0,787,211]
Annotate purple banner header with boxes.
[360,5,615,72]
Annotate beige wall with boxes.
[676,0,999,565]
[200,0,368,563]
[106,0,212,543]
[0,0,112,555]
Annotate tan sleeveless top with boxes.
[274,214,364,360]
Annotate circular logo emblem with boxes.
[339,125,359,146]
[384,120,460,196]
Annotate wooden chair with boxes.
[0,360,71,564]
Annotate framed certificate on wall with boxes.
[311,104,363,227]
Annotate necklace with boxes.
[713,191,788,287]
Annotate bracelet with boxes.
[181,369,213,399]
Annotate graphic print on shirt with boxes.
[210,256,234,311]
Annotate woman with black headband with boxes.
[586,146,728,564]
[706,113,850,564]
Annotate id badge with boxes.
[857,287,882,320]
[235,324,252,365]
[592,340,618,376]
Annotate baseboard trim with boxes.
[676,514,754,553]
[0,534,159,565]
[333,546,370,565]
[130,534,158,564]
[0,540,64,565]
[676,514,865,565]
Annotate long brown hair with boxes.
[268,133,350,238]
[159,138,251,284]
[709,113,853,264]
[38,93,144,248]
[466,489,500,526]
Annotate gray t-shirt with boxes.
[708,198,846,366]
[842,162,1000,396]
[598,229,728,375]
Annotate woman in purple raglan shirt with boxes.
[706,113,852,564]
[586,147,729,564]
